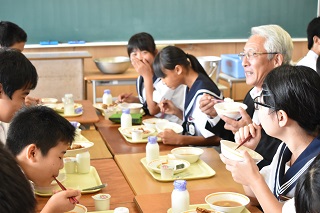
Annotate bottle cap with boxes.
[104,89,111,94]
[65,93,73,98]
[173,180,187,191]
[148,136,157,144]
[122,108,130,114]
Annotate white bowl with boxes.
[155,121,183,134]
[220,140,263,163]
[94,56,131,74]
[214,102,248,120]
[142,118,168,129]
[118,103,143,114]
[65,141,94,157]
[147,158,190,174]
[41,98,58,104]
[34,172,66,195]
[171,147,204,163]
[66,204,87,213]
[121,126,155,138]
[205,192,250,213]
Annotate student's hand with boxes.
[131,57,153,80]
[234,123,261,150]
[158,129,181,145]
[41,189,81,213]
[25,95,41,107]
[117,93,137,103]
[159,99,177,115]
[220,151,260,186]
[199,93,221,117]
[220,107,252,133]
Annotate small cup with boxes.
[92,193,111,211]
[114,207,129,213]
[104,106,116,120]
[160,164,174,179]
[63,157,77,174]
[131,129,143,142]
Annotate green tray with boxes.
[109,113,142,124]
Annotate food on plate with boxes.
[196,207,215,213]
[67,144,84,150]
[101,103,117,109]
[212,200,242,207]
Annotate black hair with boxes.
[6,106,76,156]
[0,48,38,99]
[153,45,210,80]
[262,65,320,135]
[0,21,27,47]
[0,144,36,213]
[307,16,320,50]
[127,32,156,56]
[295,153,320,213]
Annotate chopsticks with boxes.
[53,176,79,204]
[120,93,133,103]
[235,134,253,150]
[234,124,262,150]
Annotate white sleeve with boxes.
[282,199,295,213]
[193,95,215,138]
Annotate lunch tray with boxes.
[88,211,114,213]
[34,166,103,197]
[167,204,250,213]
[141,155,216,182]
[118,126,161,144]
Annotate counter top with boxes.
[24,51,91,60]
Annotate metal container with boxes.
[94,56,131,74]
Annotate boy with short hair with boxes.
[0,20,40,105]
[0,21,27,52]
[0,48,38,143]
[5,106,81,213]
[0,144,36,213]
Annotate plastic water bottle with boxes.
[121,109,132,129]
[76,151,90,173]
[146,136,159,164]
[102,89,113,105]
[171,180,189,213]
[64,93,74,115]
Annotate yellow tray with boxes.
[118,126,161,144]
[88,211,114,213]
[141,156,216,182]
[35,166,103,196]
[167,204,250,213]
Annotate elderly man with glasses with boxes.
[200,24,293,169]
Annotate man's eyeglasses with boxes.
[238,51,278,61]
[253,95,275,110]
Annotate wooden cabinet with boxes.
[24,51,91,100]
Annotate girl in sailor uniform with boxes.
[153,46,227,146]
[117,32,185,123]
[220,65,320,213]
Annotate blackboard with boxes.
[0,0,317,44]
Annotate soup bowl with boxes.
[171,147,204,163]
[205,192,250,213]
[214,102,247,120]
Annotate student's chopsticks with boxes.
[234,134,253,150]
[234,124,262,150]
[53,176,79,204]
[120,93,133,103]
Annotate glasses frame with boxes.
[253,96,275,110]
[238,51,279,61]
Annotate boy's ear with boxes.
[26,144,39,162]
[277,110,288,127]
